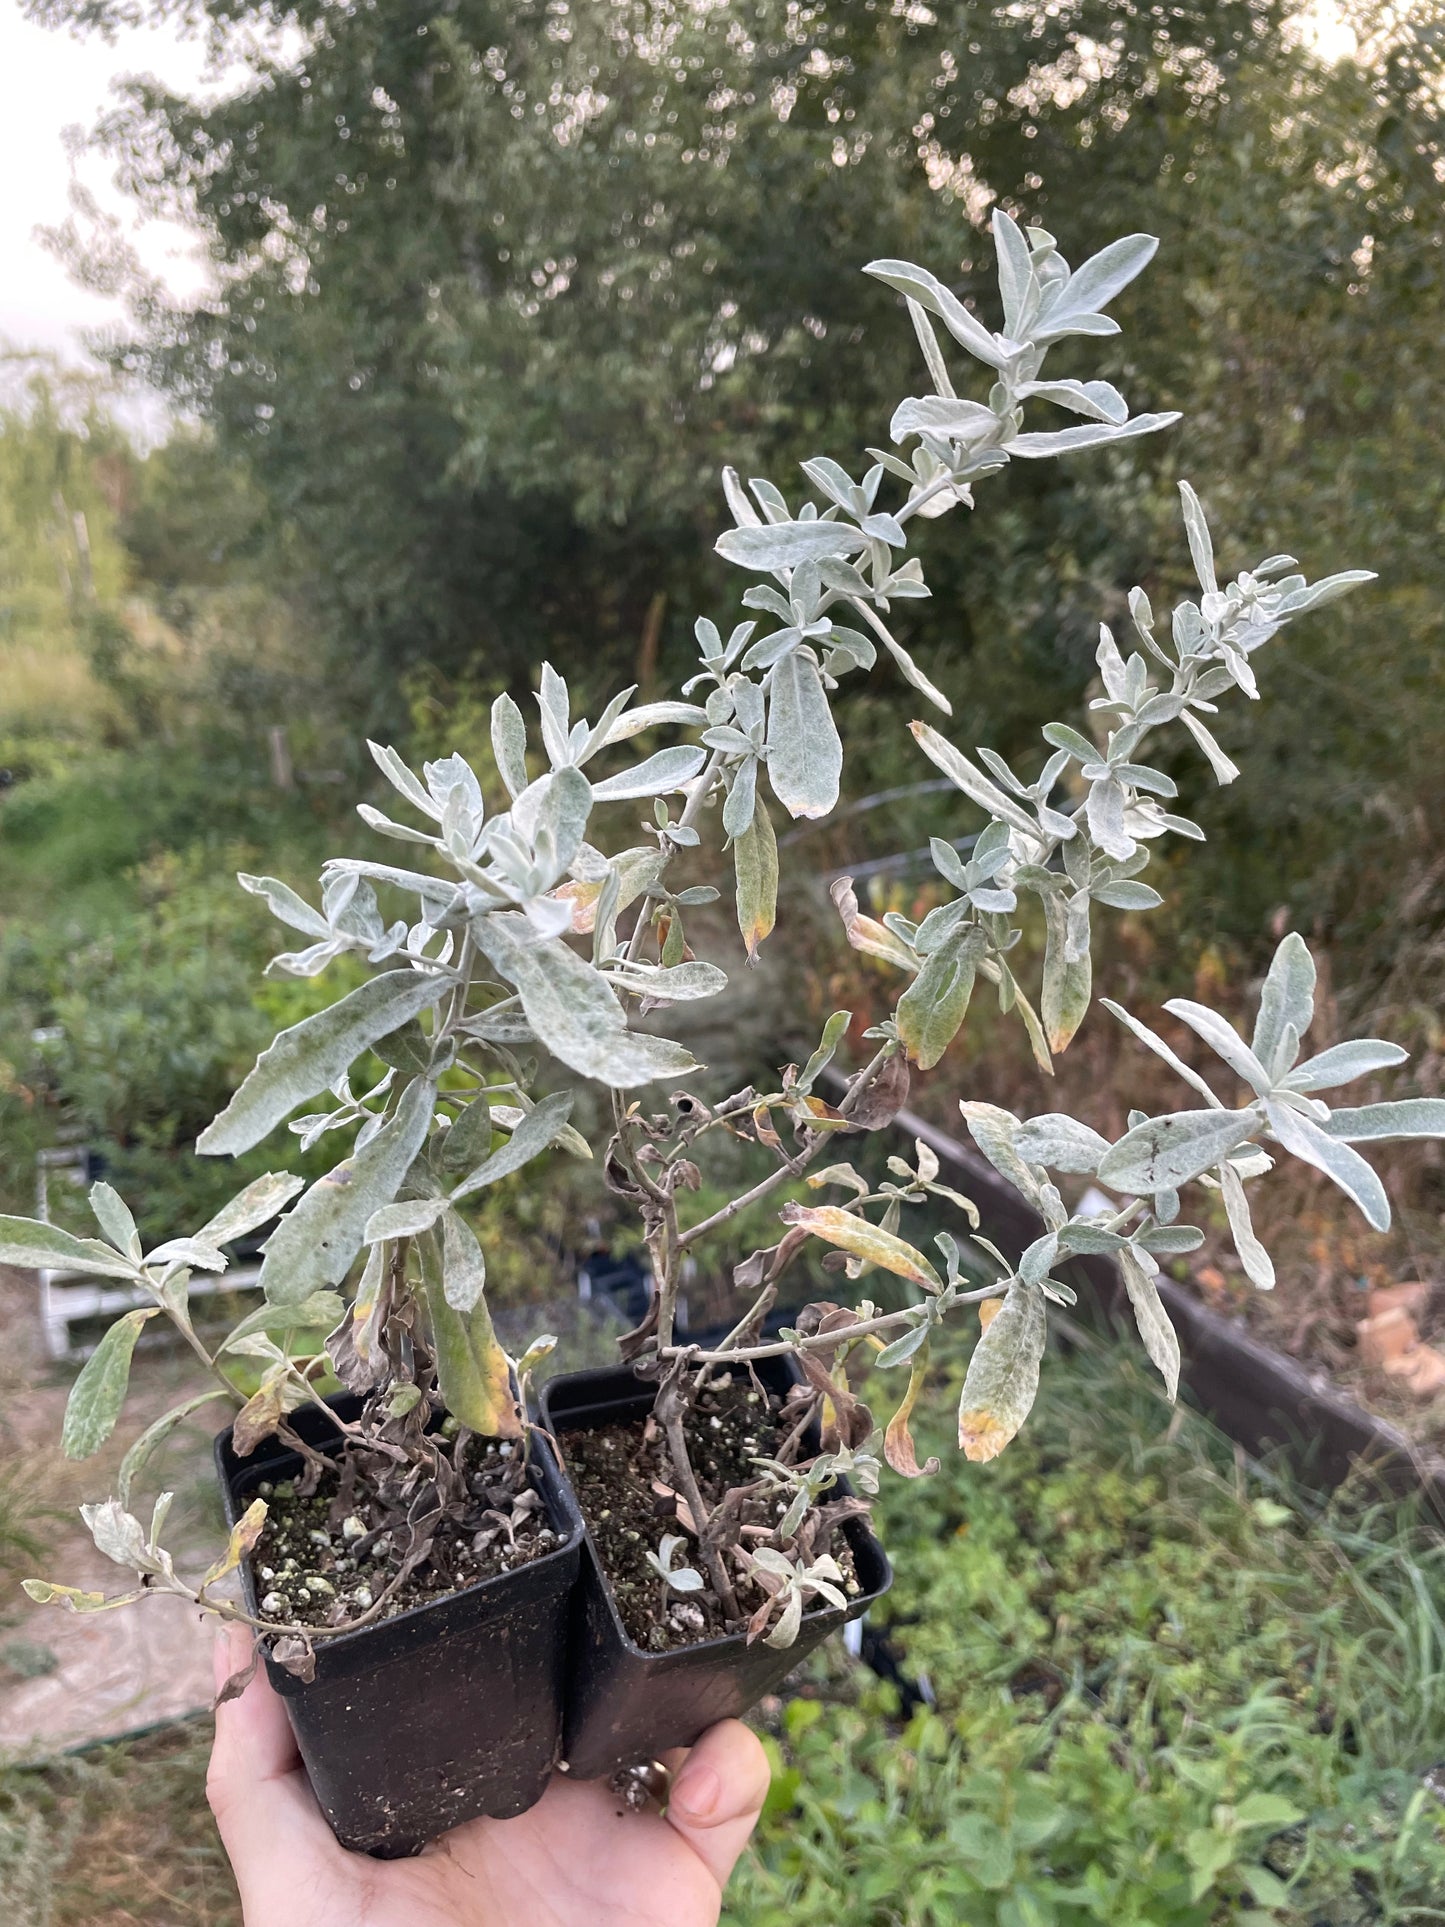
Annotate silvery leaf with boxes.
[1056,1222,1126,1254]
[1013,1114,1110,1174]
[258,1077,439,1304]
[367,742,438,820]
[1091,880,1163,911]
[1162,999,1272,1096]
[473,916,699,1088]
[1178,481,1217,595]
[1015,378,1128,424]
[1098,1109,1258,1193]
[1285,1039,1408,1093]
[89,1182,142,1261]
[196,1173,306,1250]
[1178,709,1239,785]
[906,298,956,401]
[537,664,571,769]
[767,649,842,820]
[81,1499,158,1575]
[722,753,759,840]
[992,206,1038,337]
[1044,232,1158,320]
[1272,571,1376,616]
[364,1197,450,1243]
[1134,1224,1205,1254]
[521,894,578,940]
[1218,1159,1274,1289]
[1322,1099,1445,1142]
[1251,933,1315,1072]
[864,613,952,714]
[715,520,866,571]
[603,961,729,1004]
[1264,1098,1390,1231]
[909,723,1039,837]
[62,1308,154,1458]
[1086,774,1135,862]
[721,465,763,528]
[532,764,592,882]
[238,875,331,939]
[198,971,448,1157]
[441,1208,488,1315]
[603,702,710,744]
[800,455,860,510]
[749,476,791,522]
[890,395,999,443]
[1119,1246,1180,1399]
[1033,312,1124,344]
[864,258,1012,370]
[957,1101,1043,1209]
[491,693,529,800]
[956,1280,1046,1462]
[355,806,439,849]
[321,861,458,917]
[590,745,706,802]
[1006,414,1178,458]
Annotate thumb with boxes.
[207,1623,338,1908]
[664,1720,771,1892]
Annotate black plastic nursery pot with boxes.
[539,1358,893,1782]
[215,1393,584,1856]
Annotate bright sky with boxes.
[0,2,222,362]
[0,0,1362,369]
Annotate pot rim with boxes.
[216,1398,586,1664]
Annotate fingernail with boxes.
[671,1762,721,1821]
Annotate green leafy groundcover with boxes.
[727,1341,1445,1926]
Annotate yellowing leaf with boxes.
[779,1204,941,1289]
[420,1227,521,1439]
[883,1350,941,1479]
[734,789,778,963]
[957,1281,1046,1462]
[202,1498,269,1588]
[896,928,983,1069]
[829,876,917,971]
[232,1367,288,1458]
[23,1580,109,1610]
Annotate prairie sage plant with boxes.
[9,213,1443,1668]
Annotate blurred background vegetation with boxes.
[2,0,1440,1253]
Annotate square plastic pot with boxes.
[539,1358,892,1781]
[215,1393,583,1856]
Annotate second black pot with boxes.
[540,1359,892,1781]
[216,1394,583,1855]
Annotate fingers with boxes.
[664,1720,771,1892]
[207,1623,335,1903]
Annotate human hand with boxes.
[206,1623,771,1927]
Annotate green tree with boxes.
[31,0,1445,1006]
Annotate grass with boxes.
[3,1341,1444,1925]
[727,1335,1445,1925]
[0,1722,235,1927]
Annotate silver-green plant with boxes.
[8,212,1443,1659]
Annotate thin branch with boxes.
[664,1288,1004,1367]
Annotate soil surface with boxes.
[249,1436,557,1630]
[562,1373,862,1652]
